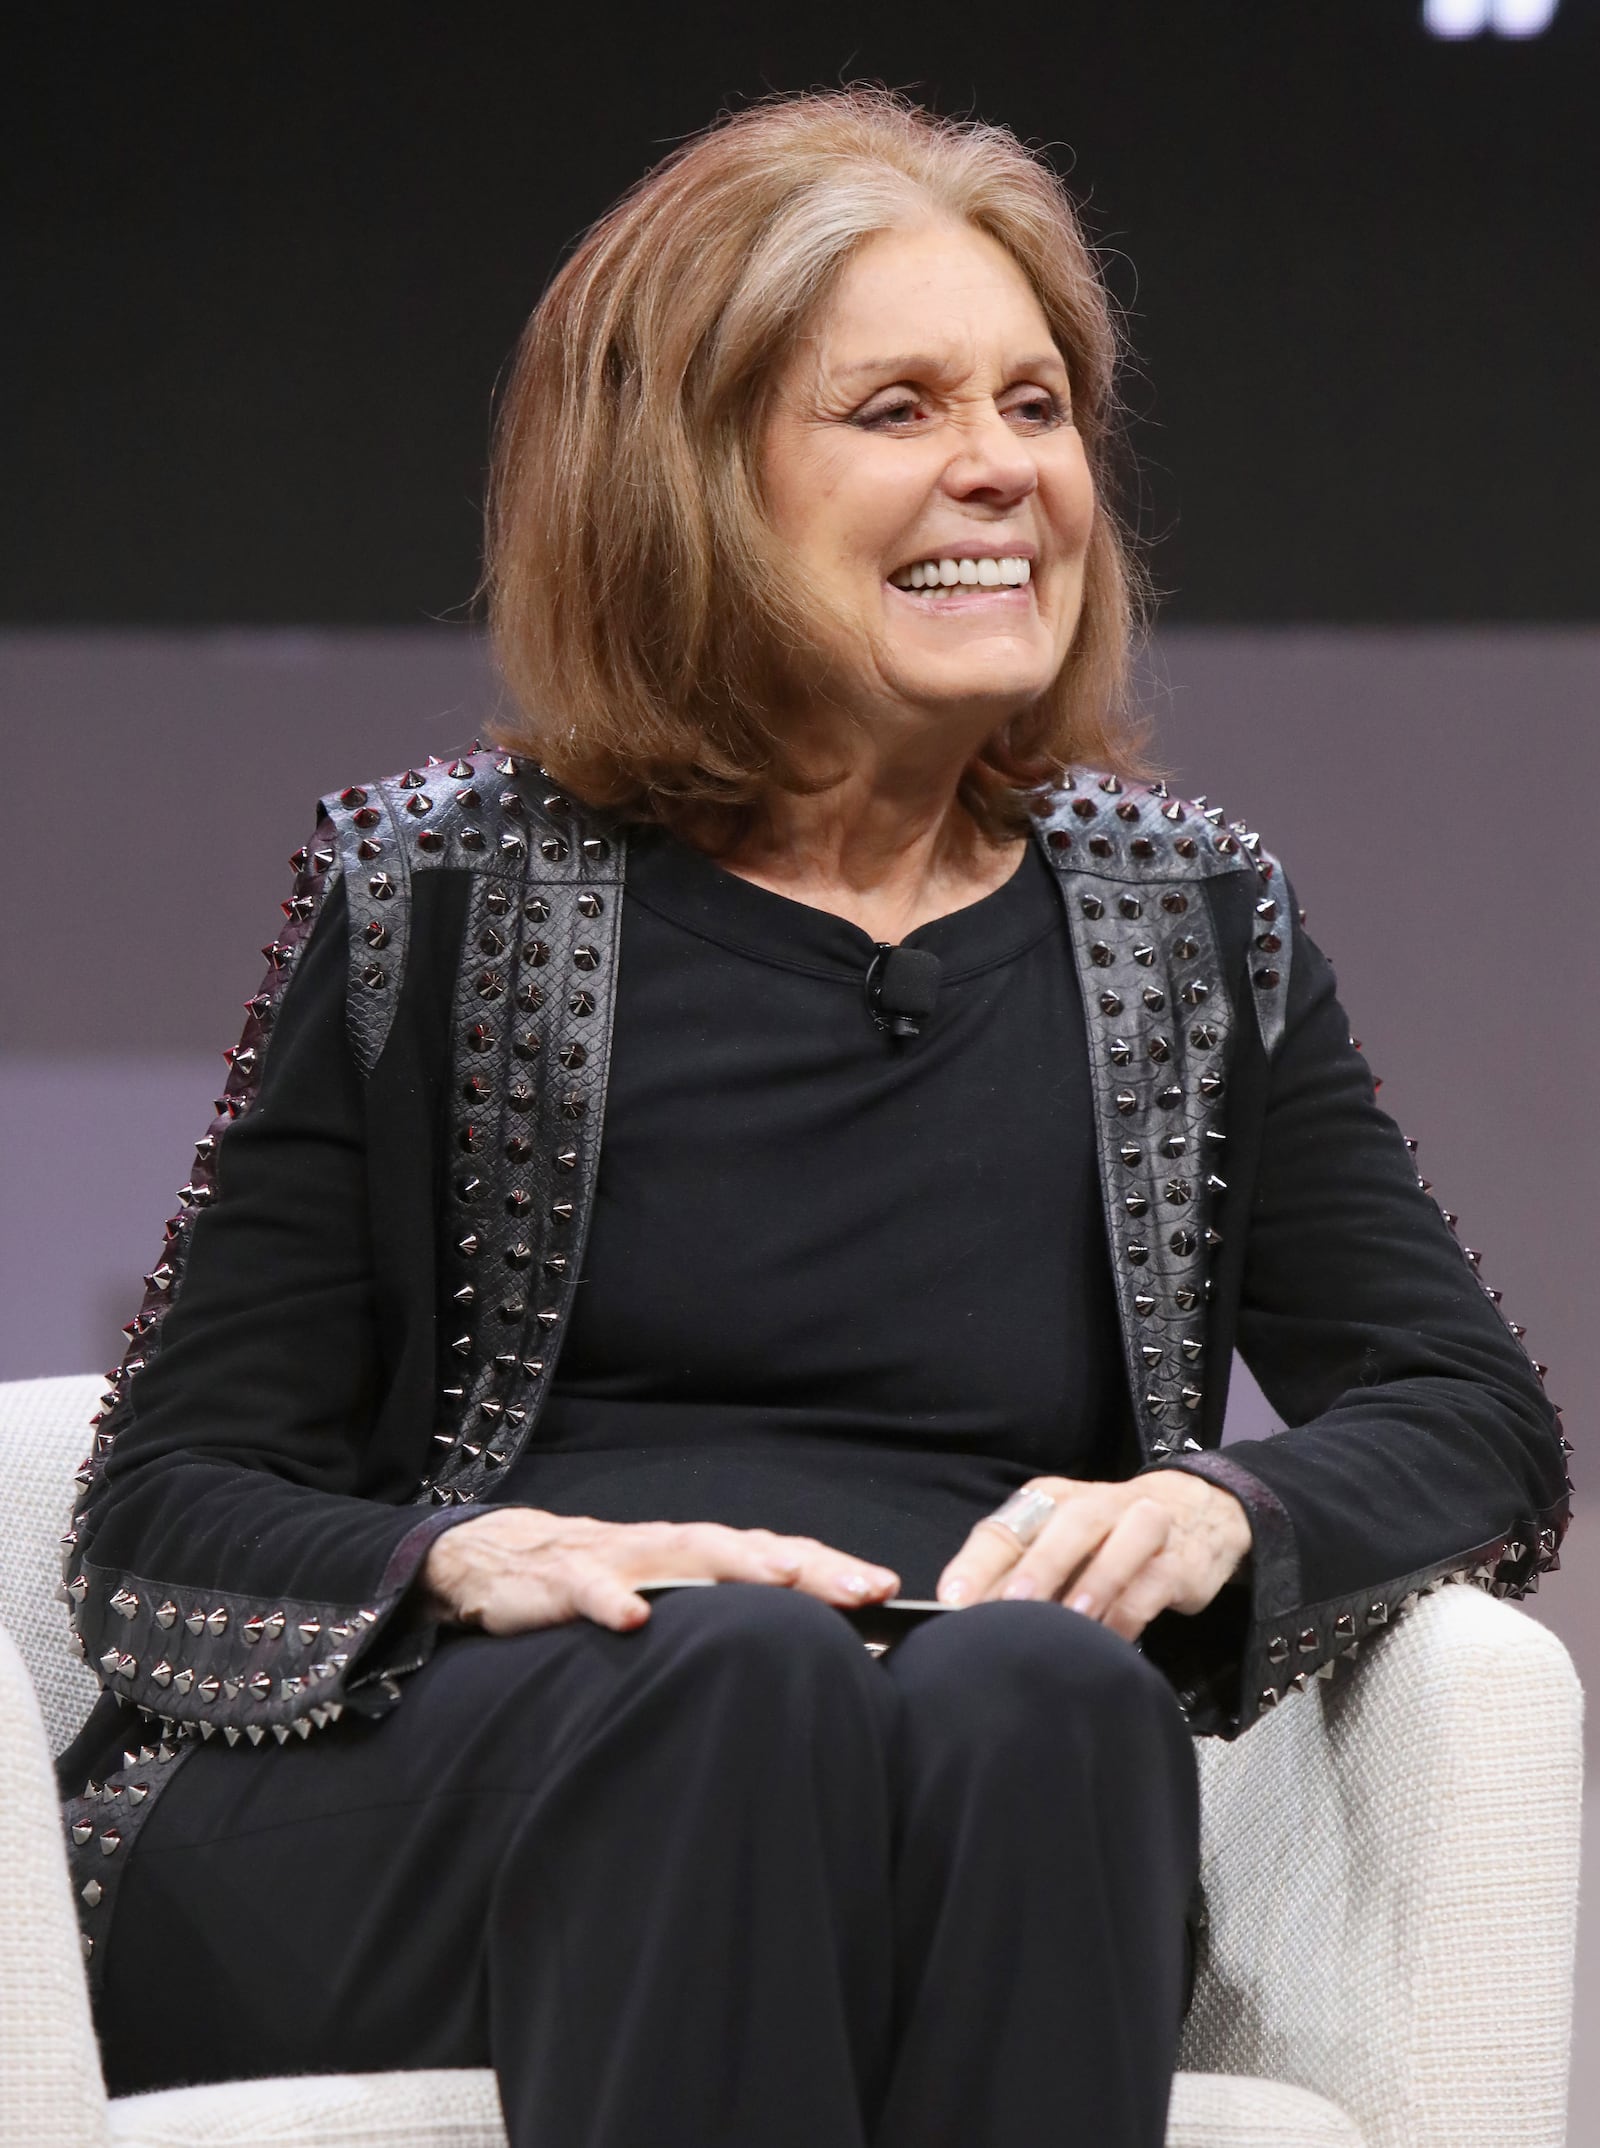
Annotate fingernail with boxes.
[1003,1574,1037,1600]
[840,1572,871,1597]
[939,1579,968,1605]
[1070,1592,1094,1616]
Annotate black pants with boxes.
[97,1586,1201,2148]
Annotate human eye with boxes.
[1004,386,1072,430]
[854,390,930,432]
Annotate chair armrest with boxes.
[1181,1583,1583,2148]
[0,1621,110,2148]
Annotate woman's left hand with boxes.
[934,1471,1252,1641]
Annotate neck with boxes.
[714,724,1026,943]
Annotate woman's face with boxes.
[760,219,1096,735]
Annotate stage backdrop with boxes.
[6,5,1595,629]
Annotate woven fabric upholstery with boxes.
[1181,1583,1583,2148]
[0,1374,104,1757]
[100,2065,1370,2148]
[0,1622,110,2148]
[1166,2072,1365,2147]
[0,1375,1583,2148]
[106,2071,507,2147]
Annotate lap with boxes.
[97,1585,1200,2093]
[133,1586,1189,1855]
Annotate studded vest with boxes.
[57,748,1571,1984]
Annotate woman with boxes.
[57,88,1569,2148]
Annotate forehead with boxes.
[812,222,1060,372]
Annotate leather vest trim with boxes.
[1030,772,1289,1459]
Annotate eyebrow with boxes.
[833,350,1069,385]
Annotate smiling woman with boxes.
[485,89,1152,851]
[63,82,1569,2148]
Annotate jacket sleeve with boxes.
[61,824,471,1748]
[1139,880,1572,1739]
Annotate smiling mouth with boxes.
[887,555,1033,598]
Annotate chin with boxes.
[883,624,1061,697]
[888,659,1060,713]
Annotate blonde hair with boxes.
[485,85,1154,844]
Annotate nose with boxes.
[942,404,1039,511]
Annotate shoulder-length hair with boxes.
[484,85,1154,845]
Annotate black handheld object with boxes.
[635,1582,951,1659]
[864,944,942,1039]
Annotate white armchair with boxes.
[0,1374,1582,2148]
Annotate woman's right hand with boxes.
[419,1507,901,1635]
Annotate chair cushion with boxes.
[1167,2069,1367,2145]
[106,2065,1364,2147]
[0,1373,103,1756]
[107,2070,507,2147]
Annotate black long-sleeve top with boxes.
[501,823,1133,1593]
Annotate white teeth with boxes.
[889,555,1033,592]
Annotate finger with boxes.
[1057,1500,1172,1622]
[1095,1554,1183,1643]
[625,1520,810,1587]
[967,1488,1127,1607]
[623,1523,898,1606]
[935,1479,1077,1605]
[566,1554,654,1633]
[767,1534,900,1606]
[466,1562,583,1637]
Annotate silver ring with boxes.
[989,1486,1058,1549]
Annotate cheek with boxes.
[766,457,875,576]
[1042,444,1097,557]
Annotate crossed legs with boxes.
[98,1584,1199,2148]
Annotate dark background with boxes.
[6,1,1595,627]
